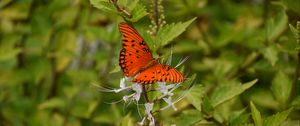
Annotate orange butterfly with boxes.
[119,22,184,84]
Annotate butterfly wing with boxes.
[133,64,184,84]
[119,22,154,77]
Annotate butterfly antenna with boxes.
[175,55,190,68]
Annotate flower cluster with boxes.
[100,76,184,126]
[148,0,166,35]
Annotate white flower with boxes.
[145,102,155,126]
[120,77,126,89]
[158,82,181,99]
[112,77,131,93]
[163,96,177,111]
[157,82,176,96]
[132,83,142,101]
[138,117,146,126]
[122,94,134,102]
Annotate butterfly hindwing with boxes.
[119,22,154,77]
[133,64,184,84]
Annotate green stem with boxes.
[154,0,160,33]
[289,21,300,103]
[111,0,131,17]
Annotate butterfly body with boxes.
[119,22,184,84]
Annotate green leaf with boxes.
[263,45,278,66]
[156,17,197,48]
[289,24,298,36]
[202,95,214,115]
[186,84,205,111]
[0,2,30,20]
[229,109,250,126]
[54,30,77,72]
[266,7,288,42]
[0,0,13,8]
[271,71,292,108]
[127,3,147,22]
[289,22,300,50]
[292,96,300,107]
[250,101,263,126]
[0,47,21,61]
[263,108,292,126]
[53,6,79,27]
[90,0,118,14]
[174,109,203,126]
[38,98,66,109]
[211,79,257,107]
[109,65,121,74]
[120,113,134,126]
[248,88,279,109]
[86,101,99,118]
[283,0,300,14]
[139,28,155,51]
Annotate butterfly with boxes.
[119,22,184,84]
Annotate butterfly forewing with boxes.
[119,22,154,77]
[133,64,184,84]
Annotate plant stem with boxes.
[16,0,36,97]
[142,85,150,102]
[154,0,160,33]
[111,0,131,17]
[289,21,300,103]
[289,52,300,102]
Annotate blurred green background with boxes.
[0,0,300,125]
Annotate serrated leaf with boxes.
[248,88,279,109]
[289,22,300,50]
[174,109,203,126]
[90,0,118,14]
[38,98,66,109]
[263,45,278,66]
[266,8,287,42]
[271,71,292,107]
[229,109,250,126]
[289,24,298,36]
[211,79,257,107]
[127,3,147,22]
[202,95,213,114]
[263,108,292,126]
[156,17,197,48]
[250,101,262,126]
[186,84,205,111]
[139,28,155,51]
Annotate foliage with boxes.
[0,0,300,125]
